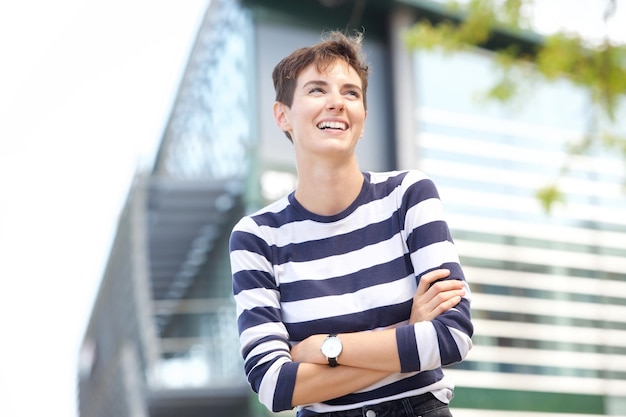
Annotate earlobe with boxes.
[360,110,367,138]
[359,110,367,139]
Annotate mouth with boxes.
[317,121,347,131]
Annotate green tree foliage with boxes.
[404,0,626,211]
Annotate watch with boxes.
[320,334,342,367]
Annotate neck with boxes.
[294,158,363,216]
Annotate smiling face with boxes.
[273,59,367,161]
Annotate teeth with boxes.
[317,121,347,130]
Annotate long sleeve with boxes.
[230,215,298,412]
[395,171,473,372]
[230,170,473,414]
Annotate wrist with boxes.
[320,334,343,367]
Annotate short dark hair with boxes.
[272,31,369,110]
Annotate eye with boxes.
[308,87,325,94]
[345,90,360,99]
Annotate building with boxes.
[78,0,626,416]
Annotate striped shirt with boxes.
[230,170,473,413]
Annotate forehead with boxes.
[296,59,362,87]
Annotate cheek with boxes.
[353,111,366,128]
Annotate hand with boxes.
[290,334,327,364]
[410,269,466,323]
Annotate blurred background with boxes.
[1,0,625,416]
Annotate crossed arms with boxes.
[289,268,470,406]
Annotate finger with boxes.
[427,279,465,295]
[416,269,450,295]
[419,280,463,306]
[413,281,462,317]
[411,288,463,323]
[431,288,465,305]
[427,288,466,315]
[431,295,464,317]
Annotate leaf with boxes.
[404,0,626,215]
[536,185,565,213]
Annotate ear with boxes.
[360,109,368,138]
[273,101,291,132]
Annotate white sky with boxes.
[0,1,624,416]
[531,0,626,44]
[0,1,208,416]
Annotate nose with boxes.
[326,91,345,111]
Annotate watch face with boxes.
[322,337,342,357]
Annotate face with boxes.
[273,60,367,160]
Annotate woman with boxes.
[230,31,473,417]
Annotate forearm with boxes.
[292,362,391,406]
[340,311,472,373]
[292,329,402,372]
[294,271,469,372]
[293,309,472,373]
[336,329,402,371]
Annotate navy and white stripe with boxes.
[230,170,473,413]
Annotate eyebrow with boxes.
[302,80,363,93]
